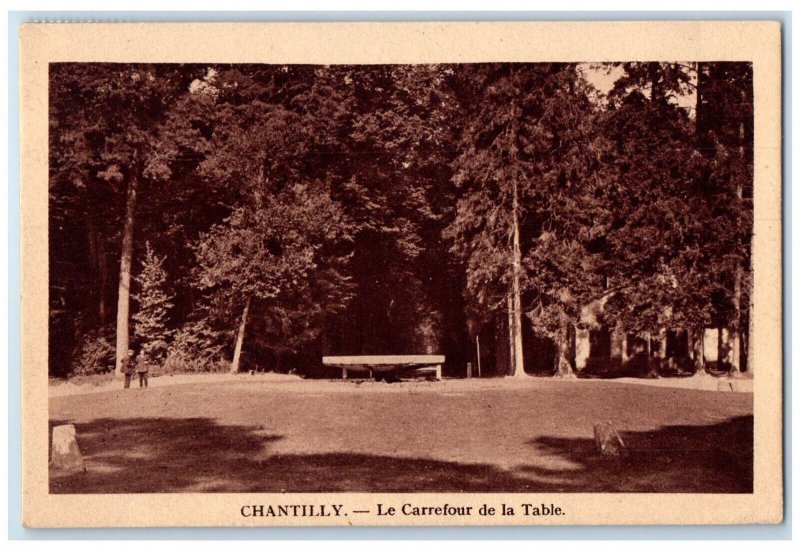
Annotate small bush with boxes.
[161,348,229,374]
[70,328,115,375]
[160,321,230,374]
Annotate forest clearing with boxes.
[49,374,753,493]
[47,60,757,495]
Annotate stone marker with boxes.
[50,424,85,471]
[594,422,626,458]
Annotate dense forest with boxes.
[48,62,753,379]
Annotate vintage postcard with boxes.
[19,21,782,527]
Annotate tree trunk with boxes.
[504,96,526,380]
[555,321,575,378]
[657,327,667,359]
[730,116,747,375]
[475,335,482,378]
[653,327,667,377]
[694,63,711,376]
[114,174,138,376]
[692,325,706,375]
[508,176,526,378]
[507,293,515,374]
[230,297,251,373]
[731,272,742,375]
[575,327,590,371]
[621,331,628,364]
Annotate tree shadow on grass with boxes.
[522,415,753,493]
[49,416,531,493]
[49,417,285,493]
[49,415,753,493]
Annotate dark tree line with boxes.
[49,62,753,379]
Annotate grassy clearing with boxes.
[49,377,753,493]
[50,372,117,388]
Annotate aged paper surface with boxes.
[20,21,782,527]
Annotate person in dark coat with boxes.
[136,355,149,388]
[121,349,135,389]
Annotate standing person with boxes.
[121,349,135,389]
[136,355,149,388]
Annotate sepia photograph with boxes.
[19,21,783,527]
[46,59,756,494]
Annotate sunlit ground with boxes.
[50,376,753,493]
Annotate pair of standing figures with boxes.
[120,349,149,388]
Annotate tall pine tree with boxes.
[132,243,175,369]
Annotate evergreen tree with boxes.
[598,62,753,374]
[132,243,175,369]
[49,63,207,376]
[48,62,754,380]
[448,63,605,377]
